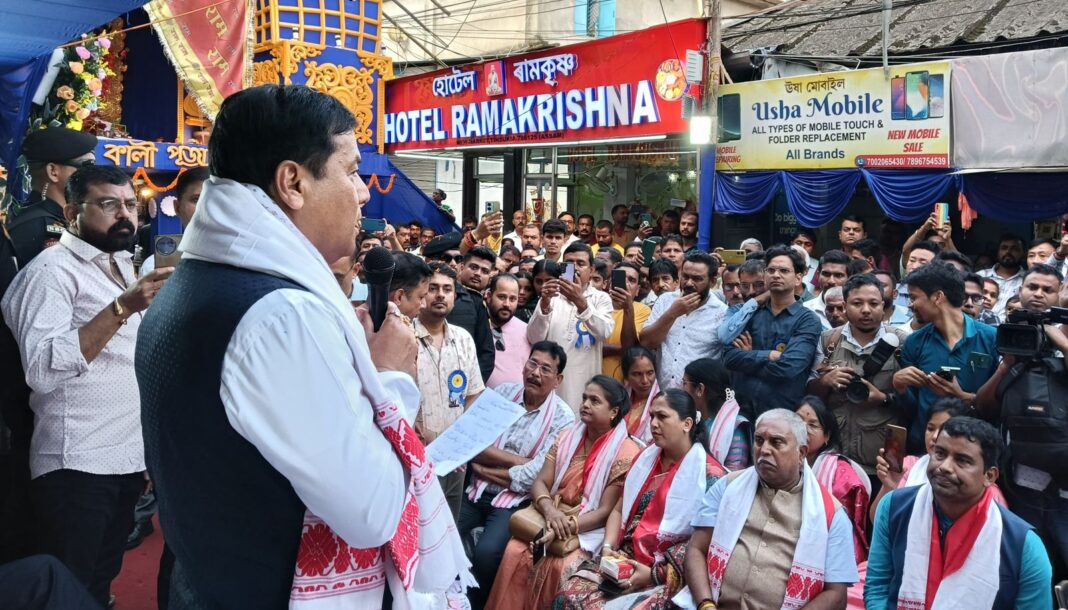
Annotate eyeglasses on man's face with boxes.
[82,197,139,215]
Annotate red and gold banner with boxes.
[146,0,255,118]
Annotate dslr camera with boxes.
[996,306,1068,358]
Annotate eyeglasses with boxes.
[766,267,794,276]
[82,198,139,215]
[964,293,984,303]
[440,254,464,264]
[523,359,555,377]
[58,159,95,169]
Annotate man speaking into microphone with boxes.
[136,85,469,608]
[807,273,908,482]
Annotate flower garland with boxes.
[133,167,186,193]
[51,34,115,131]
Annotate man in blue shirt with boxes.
[892,263,999,449]
[865,416,1052,610]
[723,246,822,415]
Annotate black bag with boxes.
[998,356,1068,477]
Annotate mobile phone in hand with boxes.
[611,268,627,290]
[641,238,660,262]
[883,424,908,473]
[154,234,182,269]
[561,262,576,282]
[362,218,387,232]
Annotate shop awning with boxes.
[702,144,1068,230]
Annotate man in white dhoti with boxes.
[136,84,470,609]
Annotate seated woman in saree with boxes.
[795,395,871,563]
[553,389,726,610]
[680,358,751,471]
[485,376,642,610]
[621,346,659,446]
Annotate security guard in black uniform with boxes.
[0,126,97,562]
[5,127,98,269]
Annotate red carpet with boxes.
[112,515,163,610]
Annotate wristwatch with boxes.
[112,297,128,324]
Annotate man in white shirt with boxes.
[459,340,574,607]
[414,263,484,518]
[502,208,528,245]
[135,85,468,609]
[642,250,728,389]
[527,241,614,408]
[977,233,1026,316]
[2,165,172,606]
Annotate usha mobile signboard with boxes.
[715,61,951,171]
[383,19,707,152]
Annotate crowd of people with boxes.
[1,84,1068,609]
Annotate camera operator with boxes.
[976,263,1068,580]
[892,263,1001,450]
[808,274,909,479]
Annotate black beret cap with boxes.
[22,127,98,163]
[422,231,462,257]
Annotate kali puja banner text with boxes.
[383,19,707,152]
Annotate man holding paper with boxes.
[459,340,575,608]
[415,263,484,518]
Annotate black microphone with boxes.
[362,246,395,332]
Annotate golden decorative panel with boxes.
[303,61,375,144]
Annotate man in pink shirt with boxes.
[486,273,531,388]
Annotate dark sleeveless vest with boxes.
[137,260,308,609]
[884,485,1032,609]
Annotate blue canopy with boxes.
[360,149,458,234]
[0,1,150,195]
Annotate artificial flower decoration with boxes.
[45,32,116,131]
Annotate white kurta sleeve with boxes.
[220,289,410,549]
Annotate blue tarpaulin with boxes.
[359,147,458,234]
[0,1,151,196]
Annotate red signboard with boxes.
[383,20,707,152]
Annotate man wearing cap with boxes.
[6,127,97,268]
[423,231,465,273]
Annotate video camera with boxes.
[997,306,1068,357]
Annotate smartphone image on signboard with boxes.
[561,262,576,283]
[905,71,929,120]
[890,76,906,120]
[928,74,944,119]
[611,268,627,291]
[717,93,742,143]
